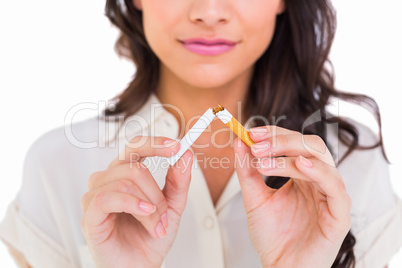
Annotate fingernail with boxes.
[251,141,271,154]
[161,212,168,229]
[155,222,166,238]
[299,156,313,168]
[138,200,156,214]
[259,158,277,169]
[250,127,268,137]
[163,139,179,148]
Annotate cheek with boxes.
[239,5,279,58]
[141,2,182,59]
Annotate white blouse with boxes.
[1,94,401,268]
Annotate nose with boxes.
[189,0,232,27]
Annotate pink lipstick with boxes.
[180,38,237,56]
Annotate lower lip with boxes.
[181,42,236,56]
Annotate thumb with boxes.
[163,150,193,216]
[234,138,274,210]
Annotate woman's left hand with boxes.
[233,126,352,268]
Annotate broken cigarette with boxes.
[213,105,255,147]
[166,108,216,166]
[165,105,254,166]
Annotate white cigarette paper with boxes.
[166,108,216,166]
[215,108,232,124]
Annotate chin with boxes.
[186,76,235,90]
[181,69,237,89]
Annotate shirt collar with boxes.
[100,93,180,144]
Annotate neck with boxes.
[155,65,253,137]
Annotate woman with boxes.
[1,0,401,267]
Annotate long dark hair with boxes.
[103,0,388,267]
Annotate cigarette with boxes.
[213,105,255,147]
[165,105,254,166]
[166,108,216,166]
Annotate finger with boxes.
[82,180,167,239]
[108,136,181,169]
[82,180,147,215]
[249,125,299,142]
[83,179,144,214]
[257,155,351,221]
[233,138,275,211]
[256,156,311,181]
[250,134,335,166]
[257,156,336,193]
[163,150,193,219]
[82,191,157,238]
[88,163,169,225]
[295,155,352,222]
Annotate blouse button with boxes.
[203,216,214,230]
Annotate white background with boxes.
[0,0,401,267]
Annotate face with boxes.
[134,0,285,89]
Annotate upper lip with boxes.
[180,38,237,46]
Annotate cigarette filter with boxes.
[214,105,255,147]
[166,108,216,166]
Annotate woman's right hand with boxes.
[80,136,193,268]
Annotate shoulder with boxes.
[325,116,383,166]
[329,118,402,268]
[326,117,395,223]
[20,115,115,190]
[26,116,102,159]
[22,115,119,190]
[0,117,104,267]
[326,116,388,181]
[24,115,122,172]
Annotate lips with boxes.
[180,38,237,56]
[181,38,237,46]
